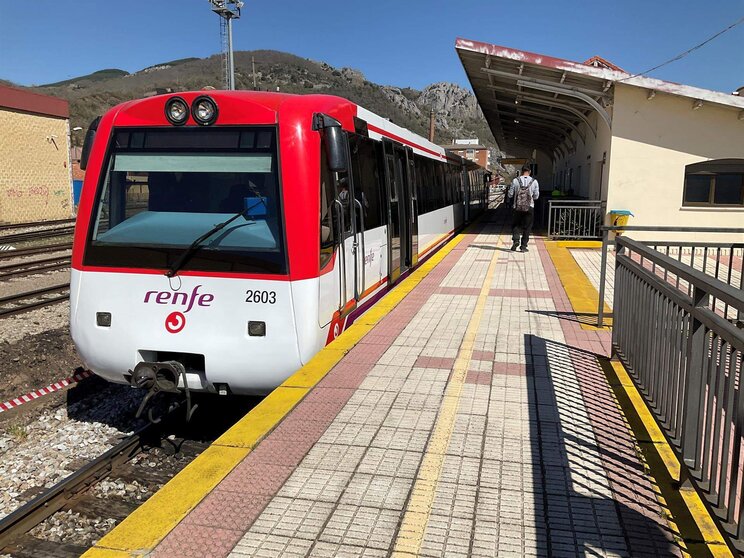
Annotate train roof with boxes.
[103,90,474,165]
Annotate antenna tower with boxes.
[208,0,243,90]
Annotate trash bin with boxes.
[609,209,633,235]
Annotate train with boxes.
[71,91,488,404]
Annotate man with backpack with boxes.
[508,165,540,252]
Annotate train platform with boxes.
[85,210,729,558]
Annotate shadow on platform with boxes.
[525,333,683,556]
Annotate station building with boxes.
[0,84,73,224]
[439,138,491,169]
[456,38,744,240]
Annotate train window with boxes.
[85,126,288,275]
[320,142,337,269]
[349,135,385,230]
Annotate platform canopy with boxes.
[456,38,619,160]
[455,37,744,161]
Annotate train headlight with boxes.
[96,312,112,327]
[165,97,189,126]
[191,96,218,126]
[248,321,266,337]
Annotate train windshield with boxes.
[85,127,287,275]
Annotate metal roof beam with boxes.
[487,85,598,136]
[481,66,611,98]
[495,105,587,145]
[501,115,580,145]
[517,80,612,129]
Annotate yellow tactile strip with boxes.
[545,240,612,330]
[392,230,502,555]
[603,359,734,558]
[83,227,471,558]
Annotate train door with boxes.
[404,146,419,267]
[337,141,359,316]
[382,140,402,282]
[463,166,471,223]
[316,115,361,334]
[382,140,414,282]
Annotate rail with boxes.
[547,199,604,239]
[612,235,744,550]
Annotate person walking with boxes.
[508,165,540,252]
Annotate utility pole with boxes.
[428,109,436,143]
[252,56,257,90]
[208,0,243,90]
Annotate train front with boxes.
[70,93,306,396]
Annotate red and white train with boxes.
[71,91,487,399]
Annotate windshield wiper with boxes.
[166,185,269,278]
[166,209,251,278]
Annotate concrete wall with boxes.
[0,108,73,224]
[605,84,744,241]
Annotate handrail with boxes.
[616,237,744,311]
[603,225,744,233]
[333,199,346,312]
[354,198,365,299]
[612,237,744,549]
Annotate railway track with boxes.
[0,244,71,261]
[0,396,257,557]
[0,256,71,280]
[0,284,70,318]
[0,219,75,233]
[0,226,75,246]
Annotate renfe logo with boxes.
[165,311,186,334]
[143,285,214,313]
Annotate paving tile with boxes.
[217,458,295,495]
[153,523,244,558]
[339,472,412,510]
[357,447,423,479]
[300,442,366,472]
[309,542,387,557]
[319,504,400,550]
[230,533,314,557]
[247,496,333,540]
[183,490,271,531]
[277,466,354,503]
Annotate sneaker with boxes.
[511,242,519,251]
[520,246,529,252]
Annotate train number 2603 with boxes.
[245,290,276,304]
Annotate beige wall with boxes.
[0,108,73,224]
[605,84,744,241]
[552,110,613,200]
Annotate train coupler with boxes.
[130,361,199,423]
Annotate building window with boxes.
[683,159,744,207]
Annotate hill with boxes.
[18,50,498,156]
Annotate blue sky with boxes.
[1,0,742,93]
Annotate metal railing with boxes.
[612,236,744,550]
[547,199,604,239]
[597,226,744,328]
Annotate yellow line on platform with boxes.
[603,359,733,558]
[84,224,473,558]
[545,240,611,330]
[393,227,501,556]
[556,240,603,249]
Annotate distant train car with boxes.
[71,91,487,400]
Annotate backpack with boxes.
[514,177,534,212]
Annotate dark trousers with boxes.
[511,208,534,248]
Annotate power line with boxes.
[618,14,744,82]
